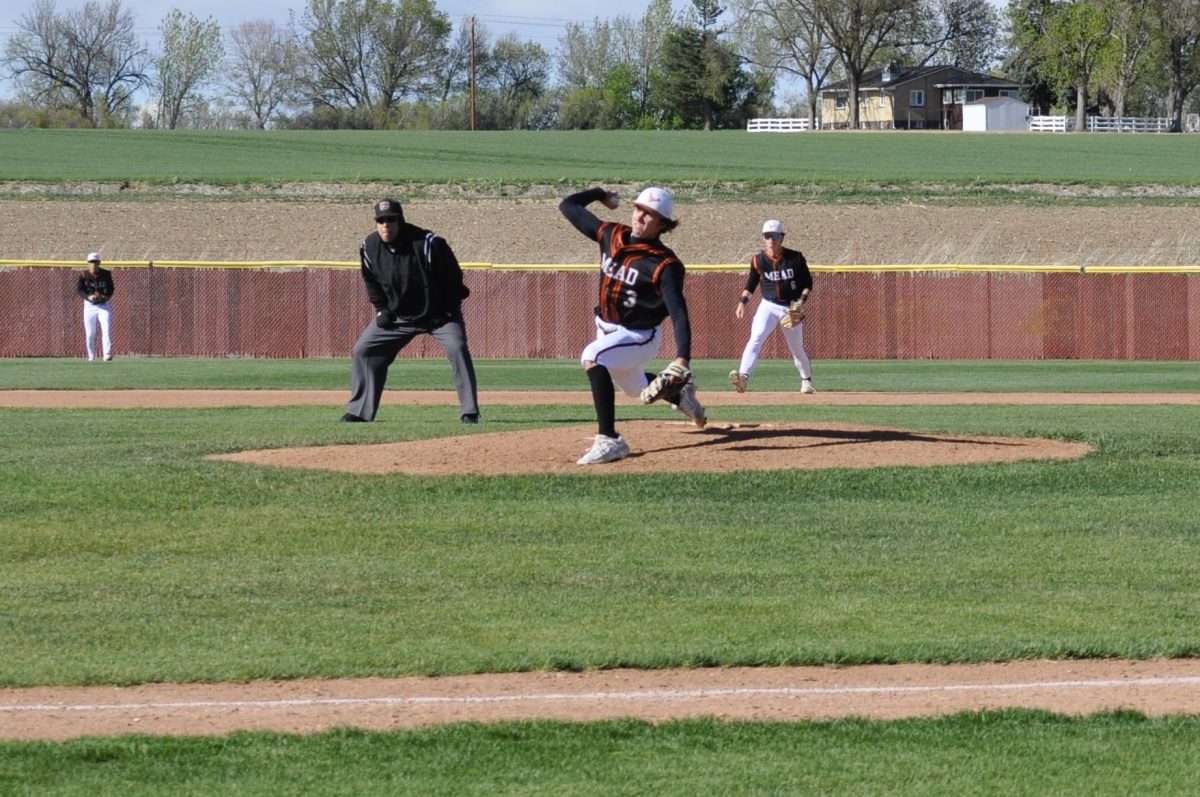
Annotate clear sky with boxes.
[1,0,688,51]
[1,0,807,108]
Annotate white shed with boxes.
[963,96,1031,132]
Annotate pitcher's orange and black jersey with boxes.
[595,221,681,330]
[745,248,812,305]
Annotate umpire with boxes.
[342,198,480,424]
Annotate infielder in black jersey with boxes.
[76,251,115,361]
[342,198,479,424]
[559,186,706,465]
[730,219,816,394]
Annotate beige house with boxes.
[819,64,1022,130]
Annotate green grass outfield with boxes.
[3,129,1200,201]
[2,358,1199,792]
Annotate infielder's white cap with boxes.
[762,220,785,235]
[86,251,101,262]
[633,186,676,222]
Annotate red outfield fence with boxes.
[2,262,1198,360]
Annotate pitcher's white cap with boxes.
[762,220,785,235]
[633,187,676,222]
[86,252,101,262]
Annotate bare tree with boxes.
[931,0,1001,70]
[814,0,925,128]
[153,9,224,129]
[2,0,149,126]
[732,0,837,128]
[227,19,301,128]
[431,18,482,105]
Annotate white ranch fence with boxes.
[747,117,814,132]
[1029,115,1182,133]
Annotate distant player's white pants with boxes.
[581,316,660,397]
[82,301,112,360]
[737,300,812,380]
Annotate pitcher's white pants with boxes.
[737,300,812,380]
[581,316,659,397]
[83,301,112,361]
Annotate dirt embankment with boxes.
[3,197,1199,267]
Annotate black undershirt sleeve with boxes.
[659,262,692,361]
[558,187,608,241]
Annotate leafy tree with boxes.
[557,18,623,91]
[153,9,223,129]
[1004,0,1061,112]
[1149,0,1200,131]
[1039,0,1114,130]
[296,0,450,126]
[226,19,302,129]
[475,33,552,129]
[558,64,643,129]
[1094,0,1155,118]
[654,18,770,130]
[2,0,149,127]
[556,0,674,127]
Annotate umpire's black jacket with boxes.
[360,223,470,328]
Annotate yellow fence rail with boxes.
[4,259,1199,275]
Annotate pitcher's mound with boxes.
[209,421,1091,475]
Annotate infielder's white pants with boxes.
[737,300,812,380]
[581,316,660,397]
[82,301,112,360]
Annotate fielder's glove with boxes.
[780,297,808,329]
[640,362,692,405]
[374,310,395,329]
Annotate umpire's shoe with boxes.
[461,413,480,424]
[673,383,707,429]
[340,412,368,423]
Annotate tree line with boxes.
[2,0,1198,131]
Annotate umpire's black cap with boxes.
[374,198,403,222]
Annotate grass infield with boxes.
[2,358,1198,792]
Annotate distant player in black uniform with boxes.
[729,219,816,394]
[342,198,480,423]
[559,186,706,465]
[76,251,115,361]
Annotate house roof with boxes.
[967,96,1029,106]
[821,65,1021,94]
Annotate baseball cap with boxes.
[86,251,101,262]
[762,220,785,236]
[633,186,676,222]
[373,198,403,221]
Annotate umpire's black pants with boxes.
[345,315,479,422]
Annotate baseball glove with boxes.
[640,362,692,405]
[779,297,807,329]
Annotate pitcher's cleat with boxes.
[577,434,631,465]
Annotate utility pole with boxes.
[470,16,476,131]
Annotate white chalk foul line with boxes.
[4,675,1200,714]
